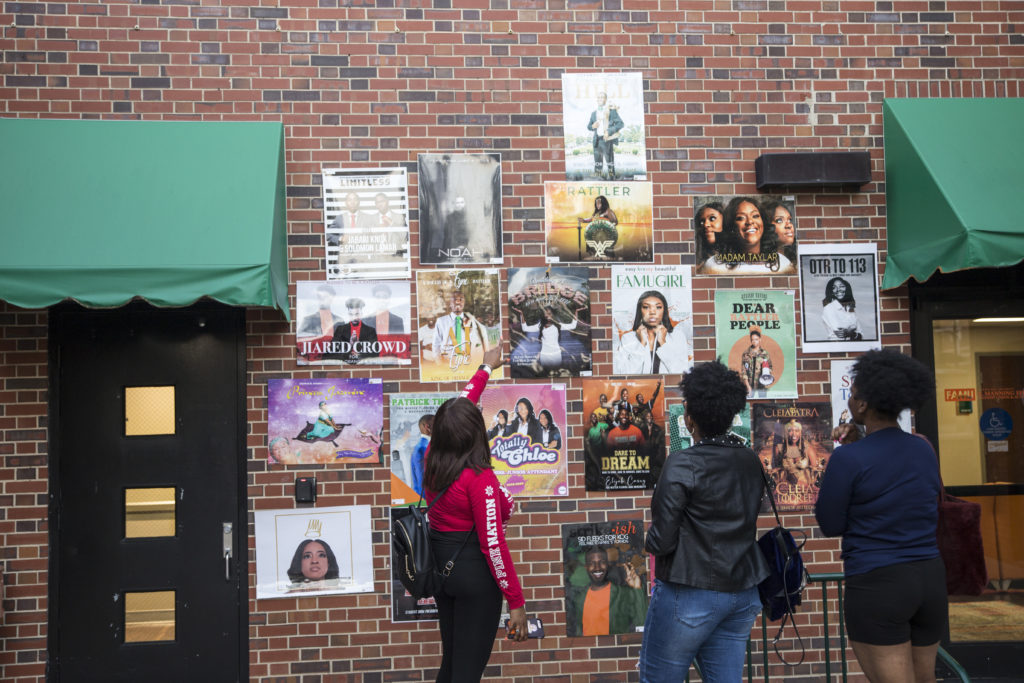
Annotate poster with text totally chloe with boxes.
[611,265,693,376]
[295,280,411,366]
[417,269,503,383]
[507,267,592,379]
[693,195,798,276]
[582,378,666,491]
[267,378,384,465]
[322,167,410,280]
[417,153,502,266]
[714,290,797,400]
[752,402,833,510]
[798,243,881,353]
[544,181,654,263]
[480,383,569,497]
[560,72,647,181]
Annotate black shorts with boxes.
[844,556,948,646]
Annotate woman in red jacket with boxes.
[424,347,529,682]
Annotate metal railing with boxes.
[680,572,971,682]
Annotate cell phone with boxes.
[504,616,544,639]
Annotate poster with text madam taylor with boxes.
[267,378,383,465]
[480,383,569,498]
[714,290,797,400]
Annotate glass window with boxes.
[124,590,175,643]
[125,385,175,436]
[125,487,176,539]
[933,317,1024,642]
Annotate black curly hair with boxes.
[851,349,934,419]
[679,360,748,437]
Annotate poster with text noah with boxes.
[714,290,797,400]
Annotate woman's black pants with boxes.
[431,530,503,683]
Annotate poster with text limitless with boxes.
[582,378,666,491]
[418,153,502,266]
[544,181,654,263]
[799,243,881,353]
[508,267,592,378]
[268,378,383,465]
[611,265,693,376]
[295,280,412,366]
[562,519,649,637]
[323,167,410,280]
[417,269,504,383]
[693,194,798,276]
[561,72,647,181]
[481,383,569,498]
[714,290,797,400]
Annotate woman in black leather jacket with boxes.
[638,360,769,682]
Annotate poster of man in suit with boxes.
[561,72,647,181]
[418,153,502,265]
[322,167,410,280]
[296,280,411,366]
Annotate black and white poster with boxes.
[418,153,502,265]
[798,243,881,353]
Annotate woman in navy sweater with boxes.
[815,349,946,683]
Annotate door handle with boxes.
[222,522,233,581]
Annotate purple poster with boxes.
[268,378,384,465]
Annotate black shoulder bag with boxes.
[756,465,809,665]
[391,485,474,600]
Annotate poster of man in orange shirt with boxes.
[562,520,648,637]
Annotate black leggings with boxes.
[432,530,503,683]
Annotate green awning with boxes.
[0,119,289,319]
[882,98,1024,289]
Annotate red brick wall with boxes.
[2,0,1022,680]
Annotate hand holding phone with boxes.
[505,615,543,640]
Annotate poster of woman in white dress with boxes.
[508,267,592,378]
[611,265,693,376]
[798,243,881,353]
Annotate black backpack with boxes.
[756,465,809,665]
[391,486,473,599]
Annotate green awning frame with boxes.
[0,119,289,319]
[882,98,1024,289]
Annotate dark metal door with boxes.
[49,304,246,681]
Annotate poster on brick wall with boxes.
[267,378,383,465]
[544,181,654,263]
[561,519,649,637]
[667,403,751,454]
[418,153,502,266]
[693,195,798,276]
[389,393,456,506]
[830,358,911,438]
[561,71,647,181]
[582,378,666,491]
[507,266,592,378]
[254,506,374,599]
[798,243,881,353]
[481,383,569,497]
[714,290,797,400]
[417,269,504,383]
[611,265,693,375]
[295,280,412,366]
[752,402,833,510]
[323,167,410,280]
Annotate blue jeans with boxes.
[638,580,762,683]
